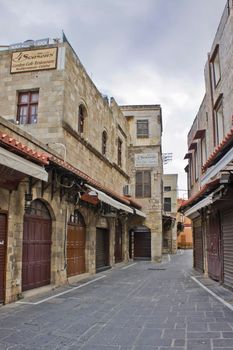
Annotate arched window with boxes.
[102,130,107,155]
[78,105,86,133]
[69,210,85,226]
[27,199,51,218]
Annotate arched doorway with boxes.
[22,200,52,291]
[67,210,86,277]
[129,226,151,260]
[115,219,123,263]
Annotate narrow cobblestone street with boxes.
[1,250,233,350]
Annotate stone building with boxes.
[162,174,178,254]
[120,105,163,261]
[180,1,233,289]
[177,199,193,250]
[0,36,163,303]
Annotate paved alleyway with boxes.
[1,250,233,350]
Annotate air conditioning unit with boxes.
[123,184,131,196]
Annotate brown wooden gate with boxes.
[0,214,7,303]
[96,228,109,270]
[131,226,151,260]
[222,208,233,289]
[115,220,123,263]
[207,213,222,281]
[67,211,86,277]
[193,219,204,272]
[22,200,52,291]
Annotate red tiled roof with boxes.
[202,127,233,172]
[179,178,220,211]
[50,155,141,209]
[0,132,50,165]
[124,196,142,209]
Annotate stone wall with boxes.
[121,105,163,261]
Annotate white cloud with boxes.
[0,0,227,197]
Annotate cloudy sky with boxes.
[0,0,227,197]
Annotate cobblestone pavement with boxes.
[1,250,233,349]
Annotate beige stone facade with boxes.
[0,37,164,304]
[162,174,178,254]
[181,2,233,287]
[177,199,193,249]
[120,105,163,261]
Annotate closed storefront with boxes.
[0,213,7,303]
[115,219,123,263]
[207,213,222,281]
[193,218,204,272]
[22,200,52,291]
[222,207,233,290]
[130,226,151,260]
[96,228,109,271]
[67,211,86,277]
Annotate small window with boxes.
[212,47,221,87]
[164,197,171,212]
[17,90,39,124]
[137,119,149,138]
[102,130,107,155]
[164,186,171,192]
[135,171,151,198]
[117,138,122,167]
[214,99,224,145]
[69,210,85,226]
[78,105,86,133]
[194,150,199,181]
[201,137,207,166]
[189,159,193,189]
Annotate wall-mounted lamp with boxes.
[25,192,33,213]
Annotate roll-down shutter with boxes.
[193,219,204,272]
[96,228,109,270]
[0,214,7,303]
[222,208,233,289]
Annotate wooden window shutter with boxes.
[136,171,143,197]
[143,171,151,197]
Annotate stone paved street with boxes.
[1,250,233,349]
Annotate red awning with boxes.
[178,178,220,212]
[202,127,233,172]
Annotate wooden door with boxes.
[207,214,222,281]
[67,224,86,277]
[115,220,123,263]
[96,228,109,270]
[193,219,204,272]
[0,214,7,303]
[22,200,52,291]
